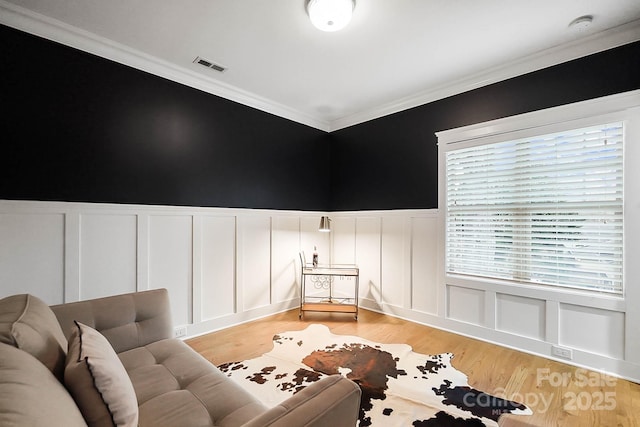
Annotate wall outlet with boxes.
[551,345,573,360]
[174,326,187,338]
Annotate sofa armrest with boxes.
[241,375,361,427]
[51,289,173,354]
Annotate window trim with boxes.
[445,122,624,294]
[436,91,640,148]
[436,89,640,300]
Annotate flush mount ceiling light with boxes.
[307,0,355,32]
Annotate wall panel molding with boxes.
[0,199,326,332]
[2,200,638,381]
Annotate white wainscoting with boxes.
[0,212,65,304]
[429,92,640,382]
[1,200,638,381]
[331,211,638,382]
[0,200,331,337]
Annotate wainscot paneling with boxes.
[271,216,300,304]
[300,216,330,267]
[496,293,546,341]
[428,92,640,381]
[0,212,65,303]
[559,304,625,360]
[148,215,194,326]
[238,215,272,312]
[0,200,329,337]
[200,215,236,321]
[354,217,381,305]
[381,216,408,308]
[329,206,637,382]
[331,217,356,265]
[328,217,358,302]
[446,285,485,326]
[410,216,438,315]
[1,200,638,381]
[79,214,137,300]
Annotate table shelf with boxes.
[299,259,359,320]
[301,303,358,314]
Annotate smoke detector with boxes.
[568,15,593,33]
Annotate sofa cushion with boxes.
[0,343,87,427]
[65,321,138,427]
[51,288,173,353]
[240,375,362,427]
[0,294,67,381]
[119,338,266,427]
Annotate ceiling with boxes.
[2,0,640,131]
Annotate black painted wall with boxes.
[2,24,640,212]
[329,41,640,211]
[0,25,330,211]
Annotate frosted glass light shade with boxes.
[307,0,354,32]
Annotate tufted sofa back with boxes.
[51,288,173,354]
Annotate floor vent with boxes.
[193,56,227,73]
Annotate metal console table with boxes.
[299,254,359,320]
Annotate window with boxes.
[445,123,624,294]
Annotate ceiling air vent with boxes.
[193,56,227,73]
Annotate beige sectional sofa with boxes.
[0,288,361,426]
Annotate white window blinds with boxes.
[446,122,624,294]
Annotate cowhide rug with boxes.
[218,324,531,426]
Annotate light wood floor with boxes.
[187,308,640,427]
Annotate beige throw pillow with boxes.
[0,294,68,381]
[64,321,138,427]
[0,343,88,427]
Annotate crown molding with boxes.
[0,1,331,132]
[329,19,640,132]
[1,0,639,134]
